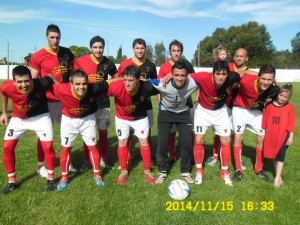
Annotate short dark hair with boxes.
[46,24,61,35]
[12,65,32,81]
[24,54,31,62]
[90,35,105,48]
[69,70,88,83]
[132,38,146,48]
[213,60,230,74]
[258,64,276,78]
[123,65,141,80]
[169,39,183,53]
[172,61,188,74]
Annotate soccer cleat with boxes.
[2,183,19,195]
[46,180,56,192]
[37,166,48,178]
[57,178,69,191]
[181,173,194,184]
[195,172,203,185]
[93,175,105,187]
[156,172,167,184]
[144,171,156,185]
[220,172,233,186]
[257,170,271,182]
[80,162,92,173]
[208,157,218,167]
[117,171,128,185]
[233,170,243,182]
[241,161,246,171]
[69,164,77,173]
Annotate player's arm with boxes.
[237,69,258,78]
[30,67,41,79]
[286,132,294,145]
[0,88,9,125]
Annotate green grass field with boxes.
[0,83,299,225]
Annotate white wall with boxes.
[1,65,300,82]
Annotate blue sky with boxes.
[0,0,299,63]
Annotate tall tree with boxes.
[69,45,90,58]
[291,32,300,53]
[154,42,166,66]
[116,45,126,63]
[146,44,154,61]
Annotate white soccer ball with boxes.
[168,179,190,200]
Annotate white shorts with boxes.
[60,114,97,147]
[194,104,231,136]
[48,102,62,123]
[115,116,149,140]
[147,110,154,128]
[4,113,53,141]
[232,106,265,135]
[95,107,111,130]
[170,108,194,132]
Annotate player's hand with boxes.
[0,114,8,125]
[160,73,172,86]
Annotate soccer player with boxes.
[262,83,296,188]
[150,61,199,184]
[191,60,249,186]
[109,65,158,185]
[118,38,157,163]
[157,39,195,168]
[232,64,280,182]
[0,66,56,194]
[53,70,115,191]
[30,24,75,175]
[74,35,118,170]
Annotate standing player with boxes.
[0,66,56,194]
[109,65,158,185]
[262,83,296,188]
[52,70,115,191]
[74,35,118,170]
[232,64,280,182]
[157,39,195,168]
[118,38,157,163]
[191,60,250,186]
[30,24,75,175]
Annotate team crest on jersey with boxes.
[146,67,150,72]
[208,95,225,103]
[141,130,144,134]
[247,99,263,109]
[91,137,95,142]
[64,54,70,60]
[232,82,240,89]
[141,73,146,79]
[42,133,46,137]
[70,105,90,116]
[52,62,68,75]
[140,96,145,102]
[224,129,228,133]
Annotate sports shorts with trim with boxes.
[60,114,97,147]
[115,116,149,140]
[48,101,62,123]
[95,107,111,130]
[4,113,53,141]
[194,103,231,136]
[232,106,265,135]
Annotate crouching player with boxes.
[0,65,56,194]
[53,70,115,191]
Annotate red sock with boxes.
[118,145,129,171]
[60,146,72,175]
[255,147,263,173]
[234,146,243,172]
[88,145,100,176]
[41,141,56,180]
[83,143,91,164]
[99,130,108,162]
[213,136,221,160]
[194,144,204,173]
[140,145,151,171]
[220,144,231,169]
[3,139,18,179]
[168,132,176,160]
[37,138,45,166]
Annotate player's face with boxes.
[218,50,227,61]
[257,73,274,92]
[277,91,290,105]
[172,68,188,88]
[14,75,33,94]
[71,77,88,97]
[170,45,182,62]
[92,42,104,59]
[213,70,228,88]
[234,49,248,67]
[46,32,61,51]
[124,75,139,93]
[133,44,146,60]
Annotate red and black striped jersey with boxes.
[158,59,195,79]
[0,77,53,119]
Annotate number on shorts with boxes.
[64,137,69,145]
[117,129,122,136]
[196,126,202,133]
[7,129,14,137]
[236,125,242,132]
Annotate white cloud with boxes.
[0,7,48,24]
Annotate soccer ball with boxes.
[168,179,190,200]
